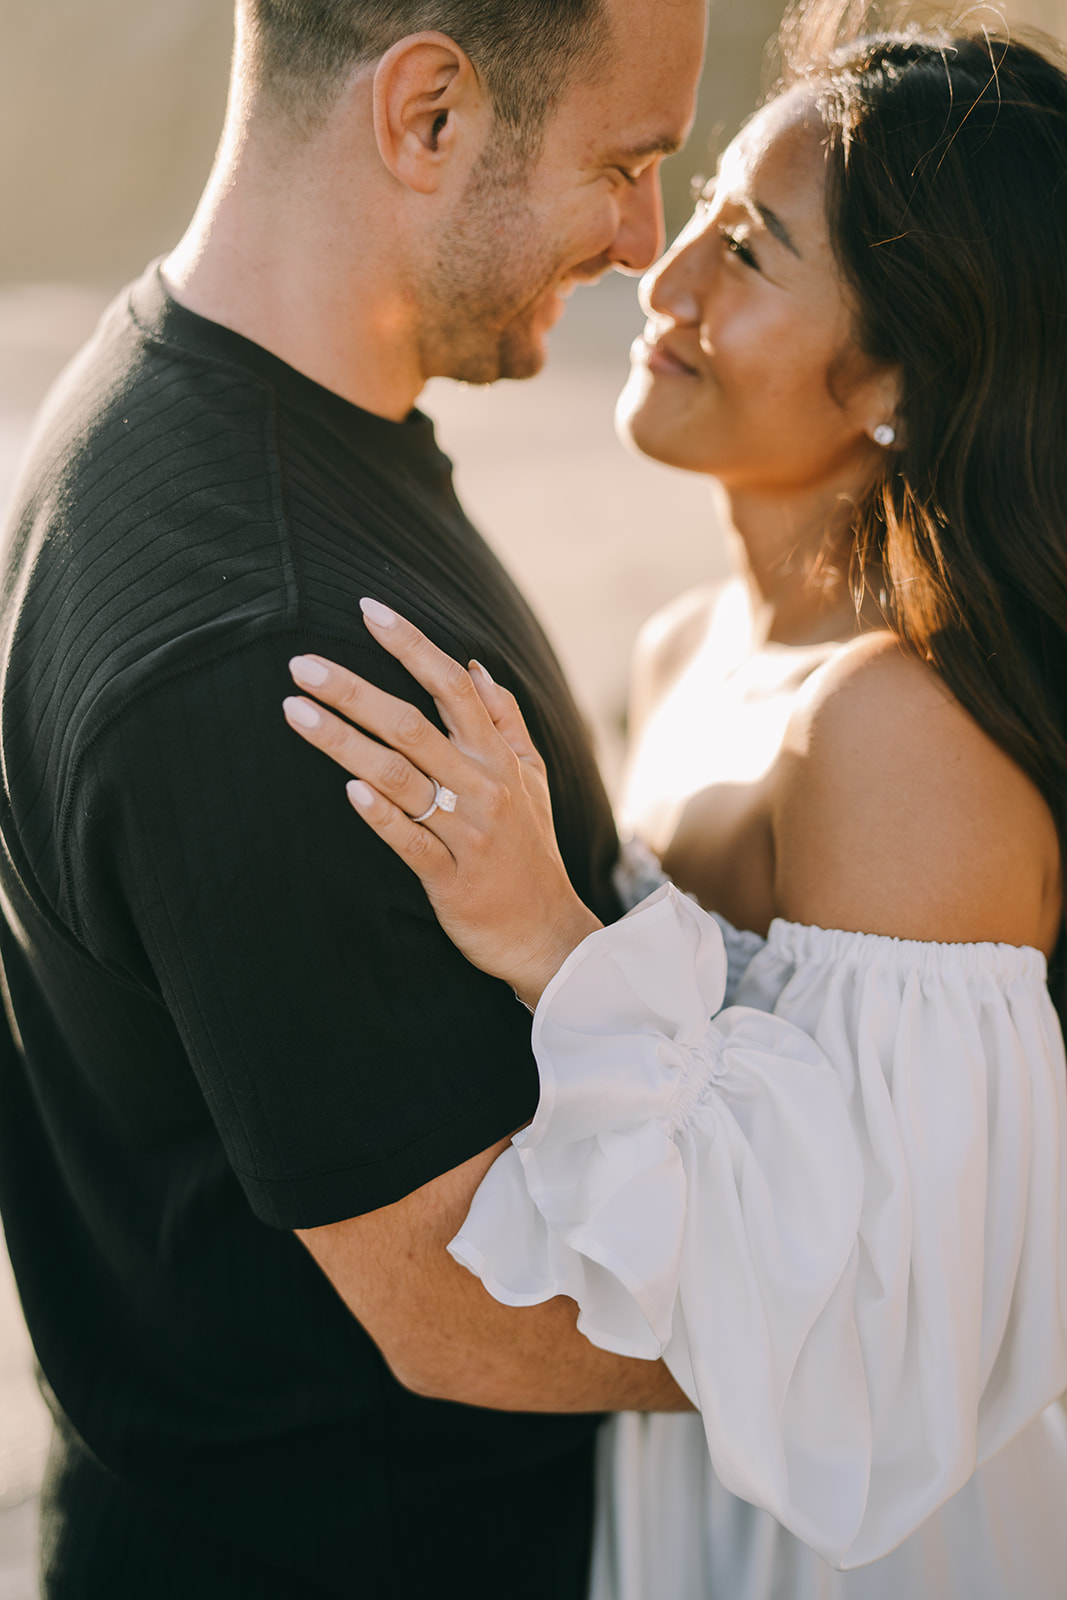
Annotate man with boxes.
[0,1,705,1593]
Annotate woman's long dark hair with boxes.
[783,5,1067,1011]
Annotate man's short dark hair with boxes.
[245,0,610,152]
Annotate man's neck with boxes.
[163,134,426,423]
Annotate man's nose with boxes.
[609,167,667,276]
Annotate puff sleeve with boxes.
[448,886,1067,1568]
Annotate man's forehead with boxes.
[610,0,704,112]
[558,0,705,157]
[511,0,701,189]
[605,0,707,41]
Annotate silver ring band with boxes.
[412,780,459,824]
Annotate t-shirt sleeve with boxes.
[64,631,541,1228]
[449,884,1067,1568]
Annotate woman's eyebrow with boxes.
[756,201,801,257]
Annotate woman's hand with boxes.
[282,600,602,1009]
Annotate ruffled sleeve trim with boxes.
[449,886,1067,1568]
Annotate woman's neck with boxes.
[720,481,883,649]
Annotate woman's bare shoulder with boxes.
[628,583,724,741]
[771,632,1063,954]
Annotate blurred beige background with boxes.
[1,3,1066,1596]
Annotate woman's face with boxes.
[617,91,896,497]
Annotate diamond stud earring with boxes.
[872,424,896,448]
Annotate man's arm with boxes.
[298,1142,692,1412]
[76,637,689,1413]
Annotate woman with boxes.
[282,11,1067,1598]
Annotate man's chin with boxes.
[440,344,545,386]
[495,305,562,380]
[497,341,548,382]
[432,301,556,385]
[458,331,549,385]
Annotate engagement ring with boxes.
[412,781,459,824]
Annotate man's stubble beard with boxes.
[417,142,560,386]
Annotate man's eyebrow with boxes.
[755,201,801,257]
[614,134,684,163]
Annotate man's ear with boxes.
[373,32,486,194]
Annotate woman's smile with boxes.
[634,331,702,379]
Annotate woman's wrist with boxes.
[512,904,603,1013]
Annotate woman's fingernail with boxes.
[284,697,321,730]
[360,598,397,628]
[470,659,494,686]
[347,780,375,809]
[289,656,329,688]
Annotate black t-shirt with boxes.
[0,264,621,1595]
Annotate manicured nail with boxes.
[289,656,329,688]
[360,598,397,627]
[284,696,321,730]
[470,659,494,686]
[347,780,375,809]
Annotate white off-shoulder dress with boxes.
[449,884,1067,1599]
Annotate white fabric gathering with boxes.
[449,885,1067,1599]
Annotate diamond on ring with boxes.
[412,781,459,824]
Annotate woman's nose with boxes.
[639,216,709,324]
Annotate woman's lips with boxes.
[633,334,700,377]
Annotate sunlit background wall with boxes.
[1,2,1066,1589]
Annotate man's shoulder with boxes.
[3,385,289,761]
[0,281,368,886]
[5,275,292,705]
[2,267,467,711]
[24,270,268,476]
[7,278,287,625]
